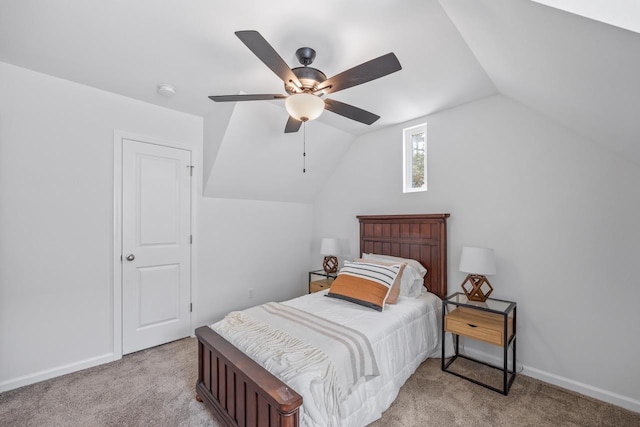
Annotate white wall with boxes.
[0,62,203,390]
[195,198,312,326]
[311,94,640,410]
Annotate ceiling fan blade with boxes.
[235,30,302,89]
[324,98,380,125]
[284,116,303,133]
[319,53,401,95]
[209,94,287,102]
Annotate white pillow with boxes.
[398,264,425,297]
[361,254,426,297]
[362,253,427,277]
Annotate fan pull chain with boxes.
[302,121,306,173]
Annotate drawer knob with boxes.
[467,323,478,328]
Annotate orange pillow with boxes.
[327,261,405,311]
[354,258,406,304]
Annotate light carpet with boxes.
[1,338,638,426]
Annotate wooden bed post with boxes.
[195,326,303,427]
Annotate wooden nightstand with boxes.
[308,270,337,293]
[442,292,517,395]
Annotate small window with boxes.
[403,123,427,193]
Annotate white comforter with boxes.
[212,290,444,427]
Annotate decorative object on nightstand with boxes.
[459,246,496,302]
[320,238,340,274]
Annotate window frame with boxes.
[402,123,427,193]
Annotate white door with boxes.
[121,139,192,354]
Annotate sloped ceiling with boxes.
[203,101,354,203]
[0,0,495,130]
[0,0,495,203]
[1,1,638,202]
[531,0,640,34]
[441,0,640,162]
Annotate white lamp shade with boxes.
[320,238,340,256]
[459,247,496,275]
[285,93,325,122]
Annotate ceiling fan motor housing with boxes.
[287,66,327,94]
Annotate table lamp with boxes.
[459,246,496,302]
[320,238,340,275]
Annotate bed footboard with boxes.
[195,326,303,427]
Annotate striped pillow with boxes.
[354,258,406,304]
[326,261,403,311]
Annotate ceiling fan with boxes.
[209,30,402,133]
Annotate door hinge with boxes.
[190,235,193,244]
[187,165,194,176]
[190,303,193,313]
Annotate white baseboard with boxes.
[462,347,640,413]
[0,353,115,393]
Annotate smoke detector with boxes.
[157,84,176,97]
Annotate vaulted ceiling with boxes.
[442,0,640,162]
[1,1,639,203]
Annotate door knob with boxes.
[126,254,135,261]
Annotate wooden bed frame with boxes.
[195,213,450,427]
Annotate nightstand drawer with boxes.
[445,307,513,346]
[310,279,333,293]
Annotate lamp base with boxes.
[322,256,338,275]
[461,274,493,302]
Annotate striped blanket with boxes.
[212,302,379,418]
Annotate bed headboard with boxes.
[357,214,450,299]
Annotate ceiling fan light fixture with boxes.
[285,93,324,122]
